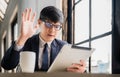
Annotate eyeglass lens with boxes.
[45,22,61,30]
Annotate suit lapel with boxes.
[50,40,59,66]
[33,34,40,71]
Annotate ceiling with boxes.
[0,0,9,22]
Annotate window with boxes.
[74,0,112,73]
[0,0,10,21]
[11,14,18,41]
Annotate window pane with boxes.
[76,42,89,48]
[74,0,112,74]
[92,0,112,37]
[74,0,89,44]
[91,35,112,73]
[14,23,18,40]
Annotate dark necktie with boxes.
[41,43,48,71]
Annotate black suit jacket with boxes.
[1,34,67,71]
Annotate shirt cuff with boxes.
[14,42,23,51]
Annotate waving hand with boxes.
[17,8,39,46]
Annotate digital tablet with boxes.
[47,44,95,72]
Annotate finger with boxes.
[22,9,27,21]
[80,60,86,67]
[72,63,83,67]
[71,63,86,72]
[67,68,82,73]
[33,24,39,32]
[68,65,86,73]
[67,68,77,72]
[31,12,36,22]
[22,12,25,22]
[68,64,81,70]
[35,24,39,29]
[23,8,27,21]
[25,8,29,20]
[27,8,32,20]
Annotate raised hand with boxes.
[17,8,39,46]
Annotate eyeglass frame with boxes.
[43,21,62,31]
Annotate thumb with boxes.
[34,24,39,32]
[33,24,39,31]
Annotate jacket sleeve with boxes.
[1,37,33,70]
[1,41,21,70]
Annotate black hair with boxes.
[39,6,64,24]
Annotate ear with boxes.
[38,19,42,25]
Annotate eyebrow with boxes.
[46,21,61,26]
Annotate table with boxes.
[0,72,119,77]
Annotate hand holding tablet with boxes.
[47,44,95,72]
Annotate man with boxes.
[1,6,86,73]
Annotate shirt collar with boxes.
[39,35,52,48]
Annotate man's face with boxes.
[39,20,62,42]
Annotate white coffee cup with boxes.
[20,51,36,73]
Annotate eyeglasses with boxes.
[44,22,62,31]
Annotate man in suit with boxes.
[1,6,86,73]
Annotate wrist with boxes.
[16,35,28,46]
